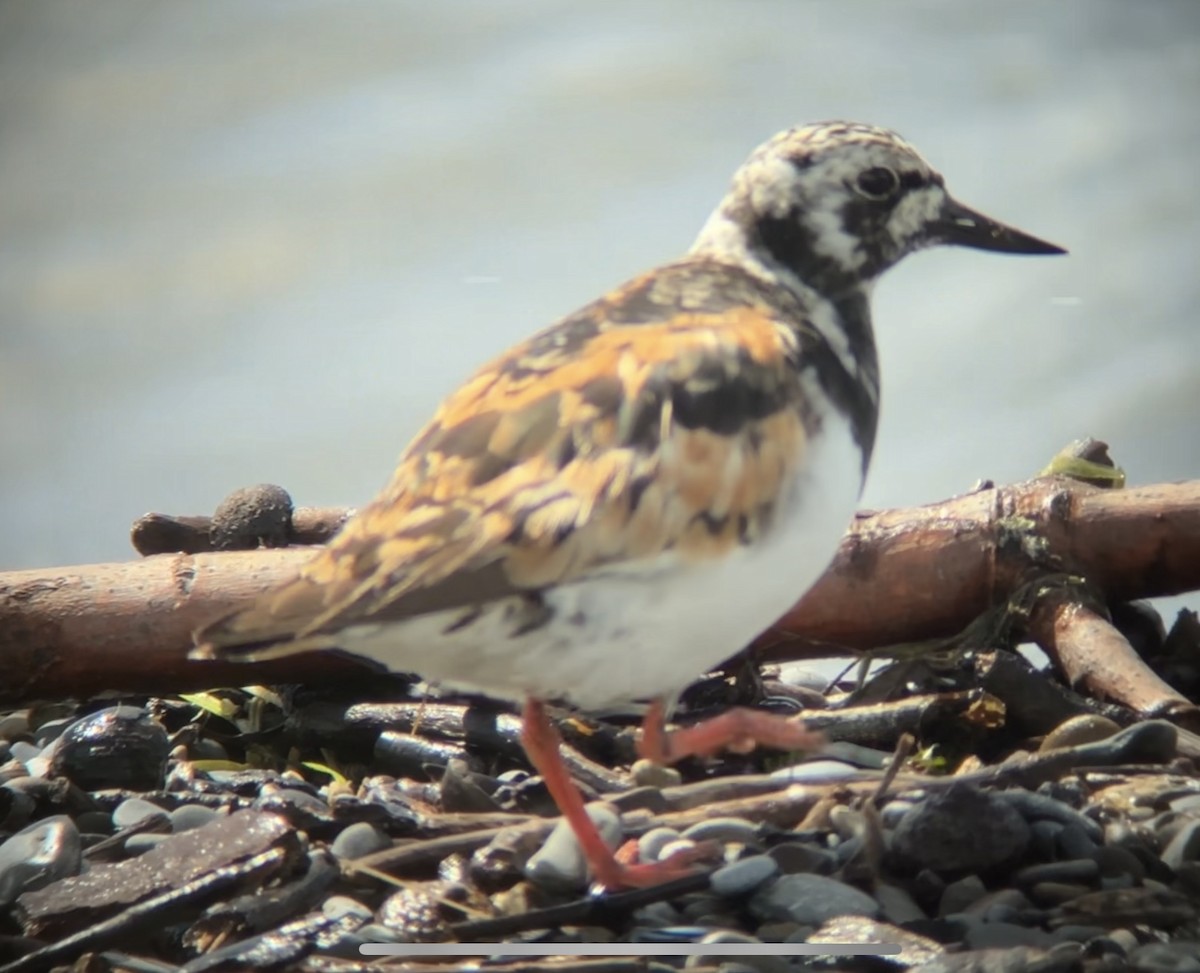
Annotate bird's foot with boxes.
[637,699,824,764]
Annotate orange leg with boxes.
[520,697,712,890]
[637,697,825,765]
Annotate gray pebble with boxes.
[1014,858,1100,887]
[188,737,230,761]
[9,741,42,766]
[1160,819,1200,871]
[879,799,918,828]
[681,816,759,845]
[637,826,682,863]
[124,833,168,856]
[1049,923,1107,945]
[331,822,391,860]
[874,882,926,923]
[998,788,1103,842]
[769,758,859,781]
[113,797,168,830]
[525,803,621,890]
[1128,942,1200,973]
[0,815,82,907]
[33,718,73,748]
[710,854,779,897]
[631,901,680,928]
[630,758,681,789]
[0,711,30,741]
[1030,819,1064,859]
[938,875,987,916]
[748,873,880,925]
[169,804,219,833]
[658,838,699,863]
[961,919,1056,950]
[1057,822,1099,859]
[767,841,835,875]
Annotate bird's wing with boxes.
[194,263,814,661]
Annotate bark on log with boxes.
[1,477,1197,706]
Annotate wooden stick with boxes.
[1,478,1197,704]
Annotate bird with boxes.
[193,121,1065,890]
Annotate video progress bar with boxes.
[360,943,901,957]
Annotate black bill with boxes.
[933,196,1067,255]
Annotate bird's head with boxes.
[694,120,1065,295]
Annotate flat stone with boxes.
[748,873,880,925]
[681,816,759,845]
[1014,858,1100,887]
[710,854,779,897]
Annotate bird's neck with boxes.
[690,209,881,471]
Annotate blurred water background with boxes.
[1,0,1197,624]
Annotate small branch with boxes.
[1,478,1197,705]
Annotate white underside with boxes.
[341,409,864,711]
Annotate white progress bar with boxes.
[361,943,901,956]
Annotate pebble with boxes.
[938,875,987,915]
[124,833,169,856]
[1057,822,1099,859]
[524,803,622,890]
[637,826,682,863]
[891,784,1030,874]
[0,711,30,741]
[630,759,681,789]
[1160,819,1200,871]
[330,822,391,861]
[0,814,81,907]
[681,817,759,845]
[113,797,169,830]
[709,854,779,897]
[0,782,36,831]
[1039,714,1121,751]
[46,706,169,791]
[170,804,219,833]
[769,758,860,781]
[748,873,880,925]
[766,841,835,875]
[1129,942,1200,973]
[322,895,375,922]
[874,882,926,923]
[1014,858,1100,887]
[999,788,1104,842]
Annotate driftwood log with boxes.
[1,477,1198,719]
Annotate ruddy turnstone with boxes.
[194,121,1065,889]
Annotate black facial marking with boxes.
[856,166,899,199]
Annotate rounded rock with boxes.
[637,827,682,863]
[892,784,1030,875]
[113,797,169,830]
[748,873,880,925]
[525,803,622,890]
[124,833,168,856]
[681,816,759,845]
[710,854,779,897]
[331,822,392,861]
[170,804,219,833]
[210,484,294,550]
[630,759,682,789]
[47,706,169,791]
[0,815,82,907]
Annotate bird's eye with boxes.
[855,167,900,200]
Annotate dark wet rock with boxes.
[1048,923,1106,944]
[14,809,299,940]
[892,785,1030,875]
[1030,819,1065,860]
[1000,788,1103,842]
[47,706,169,791]
[1015,859,1101,887]
[1093,844,1146,882]
[330,821,391,860]
[183,849,338,952]
[209,483,294,550]
[710,854,779,896]
[438,757,500,813]
[748,873,880,925]
[961,918,1057,950]
[939,875,987,916]
[1056,822,1099,859]
[0,781,36,831]
[0,815,81,908]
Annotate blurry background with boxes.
[1,1,1197,633]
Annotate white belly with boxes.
[342,413,863,711]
